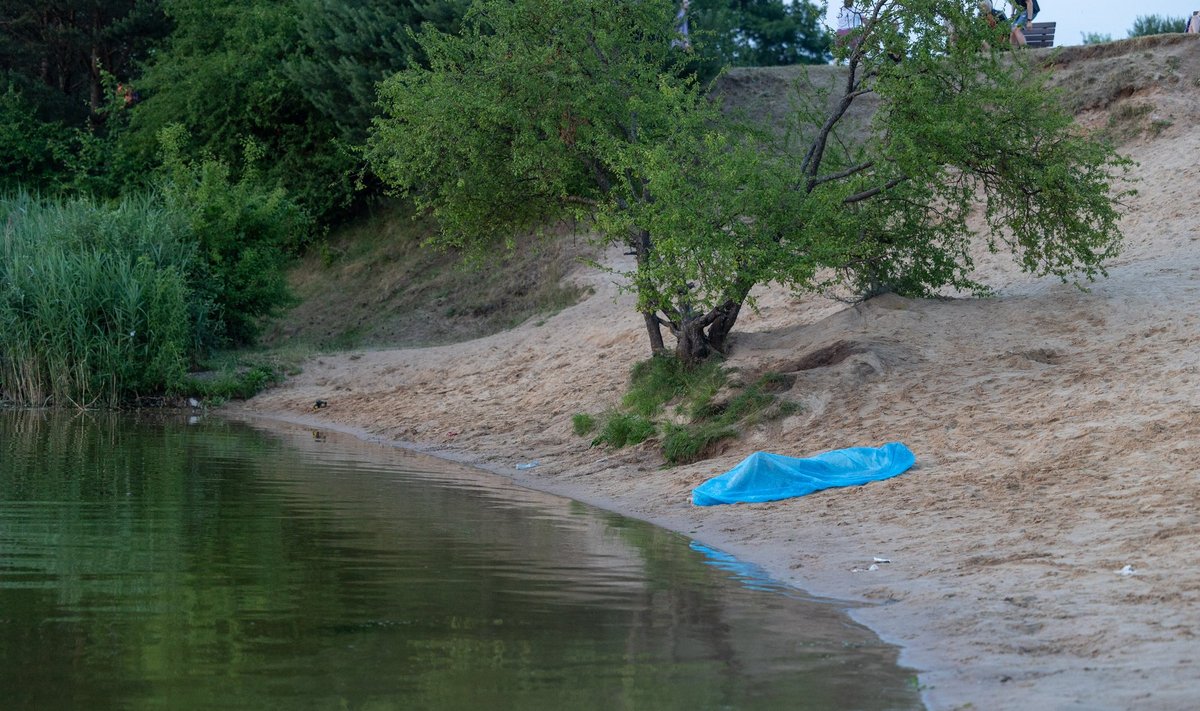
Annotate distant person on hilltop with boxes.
[671,0,691,50]
[980,0,1006,26]
[1009,0,1040,46]
[978,0,1008,49]
[1187,10,1200,33]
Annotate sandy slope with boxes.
[236,40,1200,711]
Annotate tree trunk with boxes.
[642,311,665,355]
[632,227,668,356]
[673,285,753,366]
[705,300,742,354]
[90,44,102,113]
[89,10,103,114]
[674,316,711,366]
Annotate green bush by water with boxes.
[0,192,203,407]
[183,363,281,405]
[623,354,725,419]
[660,421,738,464]
[158,126,311,347]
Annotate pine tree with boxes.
[284,0,468,142]
[0,0,169,121]
[688,0,829,75]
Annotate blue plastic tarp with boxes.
[691,442,915,506]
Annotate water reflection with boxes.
[0,411,921,710]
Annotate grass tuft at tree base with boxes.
[578,354,800,465]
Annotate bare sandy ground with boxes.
[235,57,1200,711]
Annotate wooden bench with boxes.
[1023,21,1056,48]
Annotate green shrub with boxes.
[661,422,738,464]
[624,354,725,418]
[183,363,280,404]
[720,379,779,424]
[592,412,656,448]
[571,412,596,436]
[0,191,204,407]
[0,72,153,199]
[0,85,76,194]
[1080,32,1113,45]
[158,125,312,346]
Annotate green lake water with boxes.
[0,411,922,710]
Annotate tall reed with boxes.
[0,192,202,407]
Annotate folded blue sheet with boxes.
[692,442,915,506]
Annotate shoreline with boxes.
[232,241,1200,709]
[224,406,936,695]
[236,108,1200,707]
[230,40,1200,710]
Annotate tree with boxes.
[369,0,1131,365]
[0,0,168,121]
[156,126,311,346]
[0,1,170,193]
[1127,14,1187,37]
[120,0,352,219]
[123,0,470,223]
[687,0,830,73]
[284,0,469,142]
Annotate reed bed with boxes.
[0,192,203,407]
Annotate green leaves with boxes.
[1128,14,1188,37]
[158,126,312,346]
[369,0,801,334]
[371,0,1131,363]
[686,0,831,76]
[802,0,1130,298]
[370,0,678,248]
[124,0,362,222]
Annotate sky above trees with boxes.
[819,0,1196,47]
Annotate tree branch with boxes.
[585,32,609,68]
[807,160,874,191]
[843,176,906,204]
[802,84,873,181]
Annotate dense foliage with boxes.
[687,0,830,76]
[119,0,345,219]
[369,0,1131,364]
[0,0,472,220]
[0,176,307,406]
[0,0,165,196]
[1,0,826,222]
[156,126,312,346]
[285,0,470,142]
[0,85,83,193]
[0,0,169,121]
[1127,15,1187,37]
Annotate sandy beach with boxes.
[234,39,1200,711]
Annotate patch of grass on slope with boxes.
[261,202,592,351]
[578,355,801,465]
